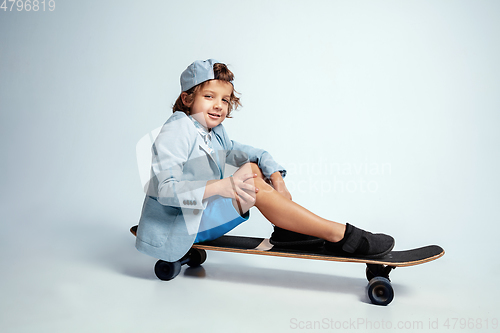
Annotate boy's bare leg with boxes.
[233,163,346,243]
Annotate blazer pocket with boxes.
[137,196,181,248]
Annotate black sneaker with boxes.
[324,223,394,258]
[269,226,324,250]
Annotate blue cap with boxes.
[180,59,220,92]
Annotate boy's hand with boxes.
[229,172,258,206]
[270,171,292,200]
[204,164,258,208]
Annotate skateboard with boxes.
[130,225,444,306]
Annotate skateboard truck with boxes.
[366,263,395,281]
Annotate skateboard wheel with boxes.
[154,260,181,281]
[367,276,394,306]
[187,249,207,267]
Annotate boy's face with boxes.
[186,80,233,129]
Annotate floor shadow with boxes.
[184,262,411,304]
[184,262,366,296]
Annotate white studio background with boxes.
[1,1,499,332]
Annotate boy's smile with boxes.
[185,80,233,130]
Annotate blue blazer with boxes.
[136,111,285,262]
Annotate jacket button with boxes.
[183,200,187,205]
[193,200,197,205]
[193,209,199,215]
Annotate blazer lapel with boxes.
[198,142,222,178]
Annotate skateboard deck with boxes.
[130,225,444,306]
[193,235,444,267]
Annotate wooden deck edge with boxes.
[192,244,445,267]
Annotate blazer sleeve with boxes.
[214,124,286,178]
[147,114,206,210]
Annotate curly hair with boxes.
[172,63,241,117]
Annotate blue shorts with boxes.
[194,195,250,243]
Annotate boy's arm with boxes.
[227,140,286,178]
[214,125,286,178]
[149,116,207,210]
[203,179,225,199]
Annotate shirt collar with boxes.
[188,115,212,144]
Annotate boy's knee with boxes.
[253,177,273,192]
[248,162,264,178]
